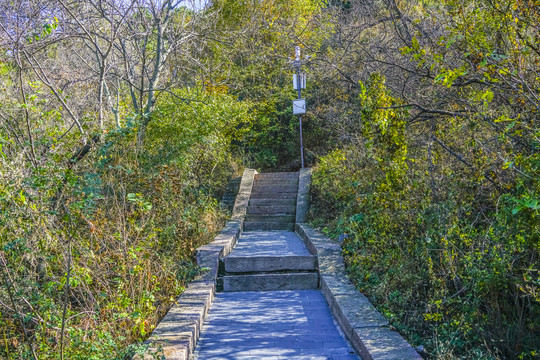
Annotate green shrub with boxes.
[0,89,251,359]
[310,76,540,359]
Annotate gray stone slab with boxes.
[135,289,210,359]
[222,273,319,292]
[194,290,359,360]
[352,327,423,360]
[249,198,297,206]
[254,179,299,187]
[296,168,312,223]
[232,169,257,220]
[221,221,243,238]
[224,255,317,273]
[230,231,313,257]
[320,275,358,297]
[251,186,298,194]
[135,335,191,360]
[243,222,294,231]
[254,172,299,179]
[245,214,295,223]
[249,192,298,199]
[247,205,296,214]
[331,294,389,337]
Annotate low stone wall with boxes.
[295,168,312,224]
[134,169,256,360]
[296,223,423,360]
[231,169,257,221]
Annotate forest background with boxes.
[0,0,538,359]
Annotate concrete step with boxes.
[249,192,297,199]
[255,172,299,180]
[249,198,296,206]
[243,222,294,231]
[223,255,317,273]
[220,273,318,292]
[245,214,295,223]
[247,205,296,215]
[251,185,298,193]
[254,179,299,187]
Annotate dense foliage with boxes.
[0,87,251,358]
[1,0,539,359]
[308,0,540,358]
[0,0,253,356]
[205,0,331,169]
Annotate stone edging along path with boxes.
[295,223,422,360]
[133,169,257,360]
[135,168,422,360]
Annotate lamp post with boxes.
[292,46,308,168]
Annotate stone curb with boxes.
[296,168,312,224]
[134,169,256,360]
[295,223,423,360]
[232,169,257,220]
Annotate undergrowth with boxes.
[0,90,251,359]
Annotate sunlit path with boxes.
[194,290,359,360]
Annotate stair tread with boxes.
[245,215,295,223]
[247,205,296,215]
[220,273,318,292]
[243,222,294,231]
[254,180,299,186]
[249,198,296,205]
[251,188,298,194]
[255,172,299,179]
[249,192,297,199]
[224,255,317,273]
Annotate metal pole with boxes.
[295,46,305,168]
[299,115,305,168]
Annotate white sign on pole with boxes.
[293,99,306,115]
[293,74,306,90]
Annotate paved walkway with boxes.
[193,290,359,359]
[193,230,360,359]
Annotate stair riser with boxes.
[249,199,296,206]
[243,222,294,231]
[220,273,319,292]
[251,187,298,194]
[247,206,296,215]
[249,192,297,199]
[253,180,299,187]
[255,173,299,180]
[224,256,317,273]
[245,215,295,223]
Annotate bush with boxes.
[0,89,251,359]
[309,76,540,359]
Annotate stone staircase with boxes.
[217,171,318,292]
[244,172,298,231]
[143,169,421,360]
[217,231,319,292]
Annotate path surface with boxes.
[194,230,360,360]
[227,231,312,257]
[193,290,359,360]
